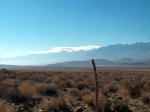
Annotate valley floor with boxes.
[1,65,150,72]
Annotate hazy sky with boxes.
[0,0,150,58]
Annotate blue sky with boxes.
[0,0,150,58]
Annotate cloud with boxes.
[28,46,102,54]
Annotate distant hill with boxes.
[49,59,114,66]
[115,59,150,66]
[49,59,150,66]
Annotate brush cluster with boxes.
[0,69,149,112]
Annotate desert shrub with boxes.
[117,87,130,105]
[79,88,91,100]
[16,71,33,81]
[66,95,77,106]
[51,75,60,82]
[0,83,19,102]
[0,69,9,74]
[125,79,144,98]
[55,80,67,90]
[0,79,20,102]
[82,92,108,112]
[97,92,108,112]
[102,84,111,95]
[141,91,150,104]
[76,81,89,90]
[29,73,46,82]
[44,76,53,83]
[69,88,79,97]
[143,80,150,91]
[0,99,15,112]
[113,105,132,112]
[36,83,58,96]
[39,98,57,111]
[2,78,19,86]
[82,92,94,107]
[64,80,73,88]
[39,98,70,111]
[18,80,37,99]
[74,74,85,82]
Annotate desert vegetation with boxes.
[0,69,149,112]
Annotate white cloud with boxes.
[28,46,102,54]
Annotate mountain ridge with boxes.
[0,42,150,65]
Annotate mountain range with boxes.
[0,42,150,66]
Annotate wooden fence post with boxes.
[92,59,99,112]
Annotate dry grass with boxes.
[141,91,150,104]
[102,83,111,94]
[82,91,108,112]
[0,99,15,112]
[76,80,89,90]
[39,98,70,111]
[117,87,131,105]
[0,69,149,112]
[2,78,19,86]
[143,80,150,91]
[18,80,36,99]
[36,83,58,96]
[82,92,94,107]
[69,88,79,97]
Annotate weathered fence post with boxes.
[92,59,99,112]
